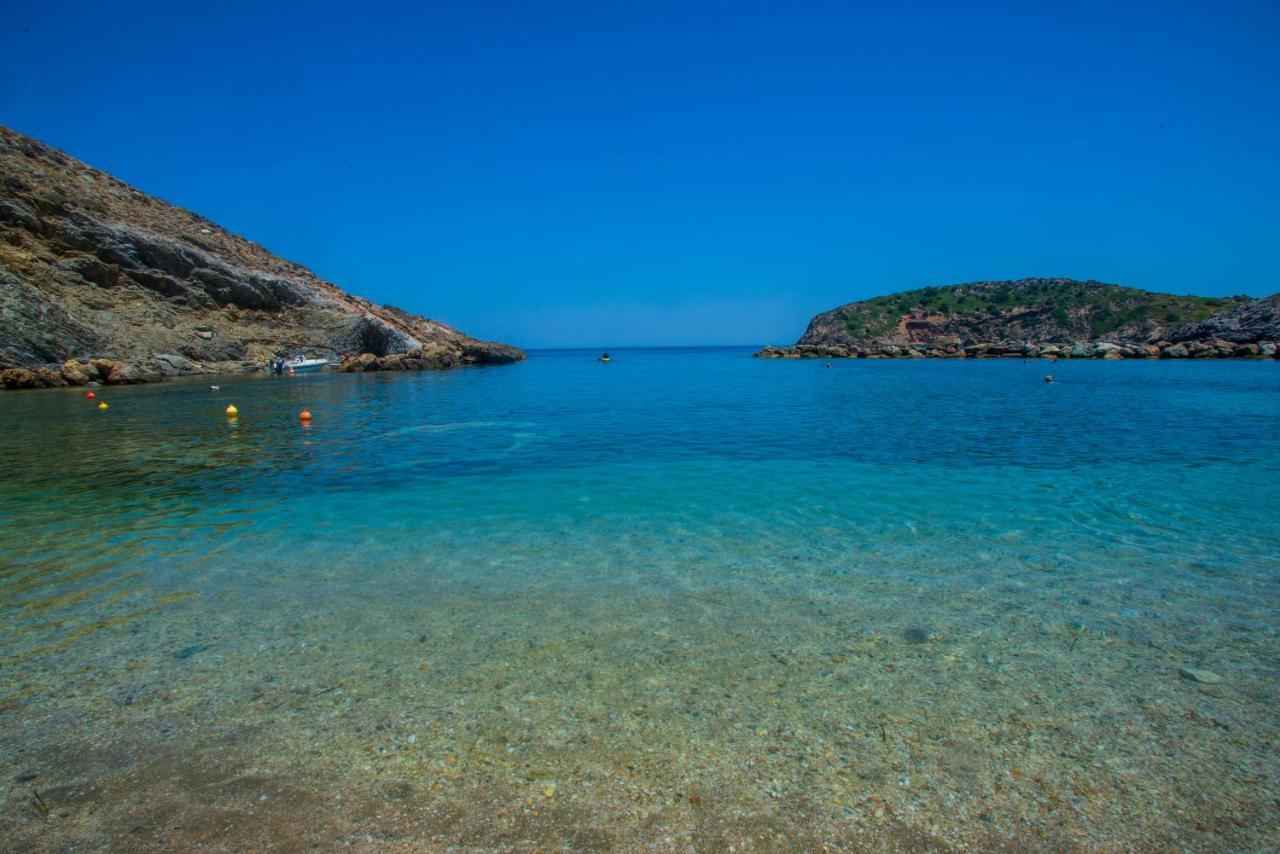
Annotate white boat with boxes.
[272,356,330,374]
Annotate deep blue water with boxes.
[1,348,1278,846]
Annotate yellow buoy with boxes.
[225,404,239,416]
[97,401,109,410]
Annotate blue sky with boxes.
[2,1,1277,347]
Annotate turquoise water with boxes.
[1,349,1278,849]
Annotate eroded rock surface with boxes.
[0,125,523,387]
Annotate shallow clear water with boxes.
[1,349,1278,849]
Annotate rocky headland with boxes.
[757,278,1278,360]
[0,125,523,390]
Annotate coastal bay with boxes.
[2,351,1276,849]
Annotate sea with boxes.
[1,347,1277,849]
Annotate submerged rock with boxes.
[174,643,211,660]
[901,627,930,644]
[1179,667,1223,684]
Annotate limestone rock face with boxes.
[0,125,524,387]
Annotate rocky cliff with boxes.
[757,278,1278,360]
[0,125,523,389]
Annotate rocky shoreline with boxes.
[0,342,525,389]
[2,357,164,390]
[756,337,1280,360]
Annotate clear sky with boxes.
[2,1,1277,347]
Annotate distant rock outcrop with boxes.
[0,125,523,389]
[1168,293,1279,344]
[756,278,1276,360]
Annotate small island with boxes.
[756,278,1279,360]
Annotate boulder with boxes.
[33,367,66,387]
[1161,344,1188,358]
[1,367,37,389]
[0,367,70,389]
[379,353,408,370]
[153,353,195,375]
[91,358,124,383]
[60,358,89,385]
[338,352,380,372]
[115,362,163,383]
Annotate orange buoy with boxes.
[85,391,96,399]
[299,410,312,421]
